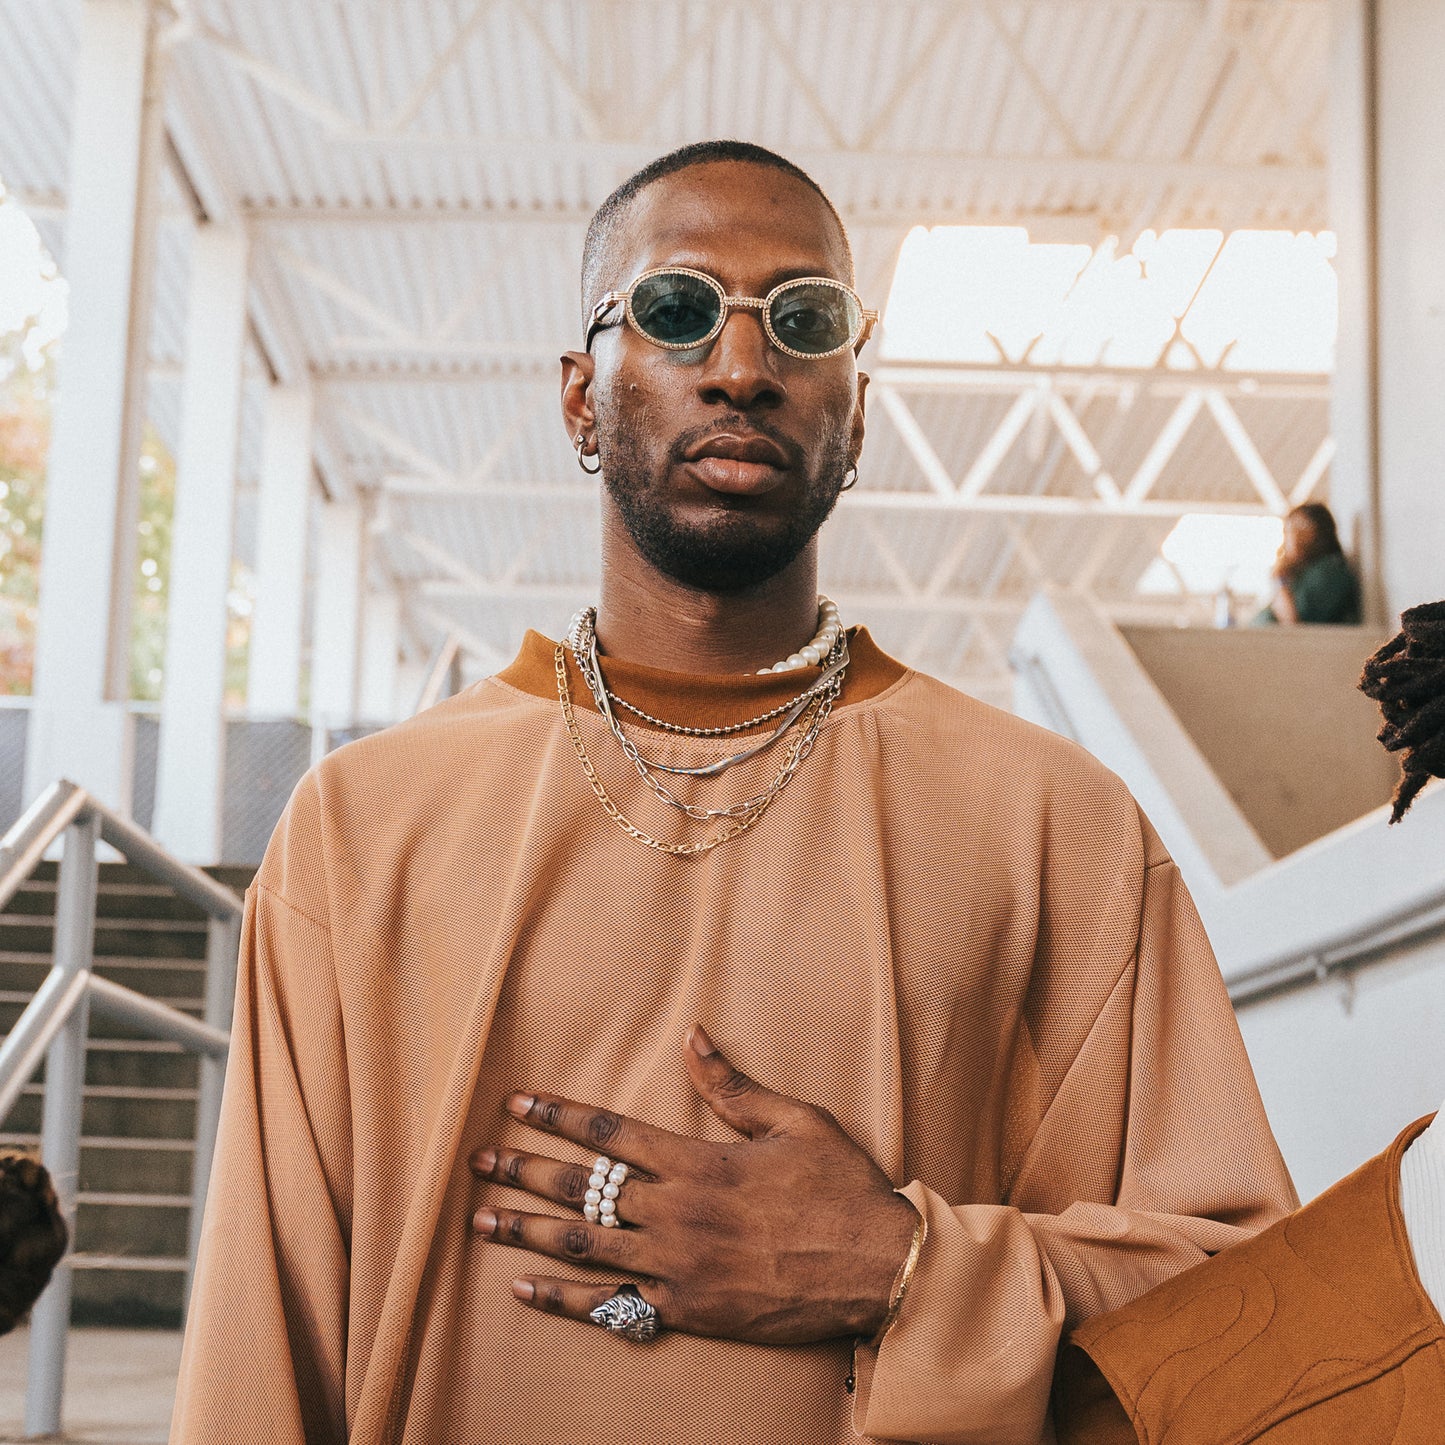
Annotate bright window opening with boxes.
[881,226,1336,373]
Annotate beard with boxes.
[597,409,852,594]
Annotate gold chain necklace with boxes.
[554,642,830,856]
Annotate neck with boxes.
[595,527,823,675]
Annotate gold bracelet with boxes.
[867,1213,927,1349]
[846,1213,928,1394]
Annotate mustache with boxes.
[667,416,805,470]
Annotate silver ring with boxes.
[589,1283,660,1342]
[583,1156,628,1228]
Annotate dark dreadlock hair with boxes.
[579,139,854,330]
[1358,599,1445,823]
[0,1152,68,1336]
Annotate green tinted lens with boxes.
[629,271,722,346]
[768,281,860,355]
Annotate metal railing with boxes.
[0,779,241,1439]
[1225,881,1445,1006]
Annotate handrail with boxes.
[87,973,231,1057]
[0,779,89,914]
[0,779,243,1438]
[0,965,91,1122]
[1226,883,1445,1006]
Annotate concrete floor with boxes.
[0,1328,180,1444]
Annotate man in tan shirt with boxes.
[173,141,1296,1444]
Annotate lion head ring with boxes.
[589,1283,661,1342]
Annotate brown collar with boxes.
[494,625,909,733]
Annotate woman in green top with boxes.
[1255,502,1362,625]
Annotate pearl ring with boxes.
[583,1155,628,1228]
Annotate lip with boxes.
[681,432,791,496]
[685,433,792,467]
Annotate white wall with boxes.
[1238,933,1445,1201]
[1012,590,1445,1204]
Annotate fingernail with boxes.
[512,1279,535,1301]
[690,1024,718,1057]
[474,1210,498,1237]
[506,1093,535,1118]
[472,1148,497,1175]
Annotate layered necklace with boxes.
[554,598,848,856]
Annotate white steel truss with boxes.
[0,0,1337,699]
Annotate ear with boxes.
[850,369,869,463]
[560,349,596,445]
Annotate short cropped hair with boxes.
[579,140,853,329]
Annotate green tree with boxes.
[0,342,50,693]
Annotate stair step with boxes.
[17,1084,198,1102]
[77,1192,191,1209]
[70,1254,188,1273]
[0,861,253,1328]
[1,1094,197,1139]
[0,1132,195,1153]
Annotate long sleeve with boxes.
[171,780,353,1443]
[852,850,1297,1445]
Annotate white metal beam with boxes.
[874,387,956,497]
[959,390,1041,499]
[1203,389,1290,511]
[154,224,252,863]
[379,475,1282,519]
[248,383,315,717]
[312,500,366,728]
[1289,435,1336,506]
[25,0,164,815]
[1123,390,1205,503]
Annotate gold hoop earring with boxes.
[841,463,859,492]
[574,432,602,475]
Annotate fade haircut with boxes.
[579,139,854,330]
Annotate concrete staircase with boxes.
[0,861,251,1328]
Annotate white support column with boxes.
[311,500,364,732]
[358,588,401,725]
[247,383,314,717]
[152,224,251,863]
[1372,0,1445,622]
[1329,0,1383,622]
[24,0,164,813]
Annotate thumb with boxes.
[684,1025,797,1139]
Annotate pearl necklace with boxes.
[759,595,843,673]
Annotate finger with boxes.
[504,1093,684,1173]
[683,1024,802,1139]
[470,1148,657,1225]
[512,1276,665,1336]
[473,1208,646,1273]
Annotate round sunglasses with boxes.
[585,267,878,360]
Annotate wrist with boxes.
[854,1195,924,1340]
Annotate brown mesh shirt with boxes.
[172,628,1296,1445]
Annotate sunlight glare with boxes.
[882,225,1336,373]
[1138,513,1286,600]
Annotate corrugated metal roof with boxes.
[0,0,1333,699]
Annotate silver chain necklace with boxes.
[564,609,846,816]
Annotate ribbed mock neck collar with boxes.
[1401,1106,1445,1317]
[496,624,908,733]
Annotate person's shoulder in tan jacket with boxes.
[1054,1114,1445,1445]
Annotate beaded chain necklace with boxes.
[554,598,848,856]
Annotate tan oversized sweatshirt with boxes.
[172,628,1296,1445]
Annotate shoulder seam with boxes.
[252,881,332,935]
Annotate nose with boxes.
[696,307,786,411]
